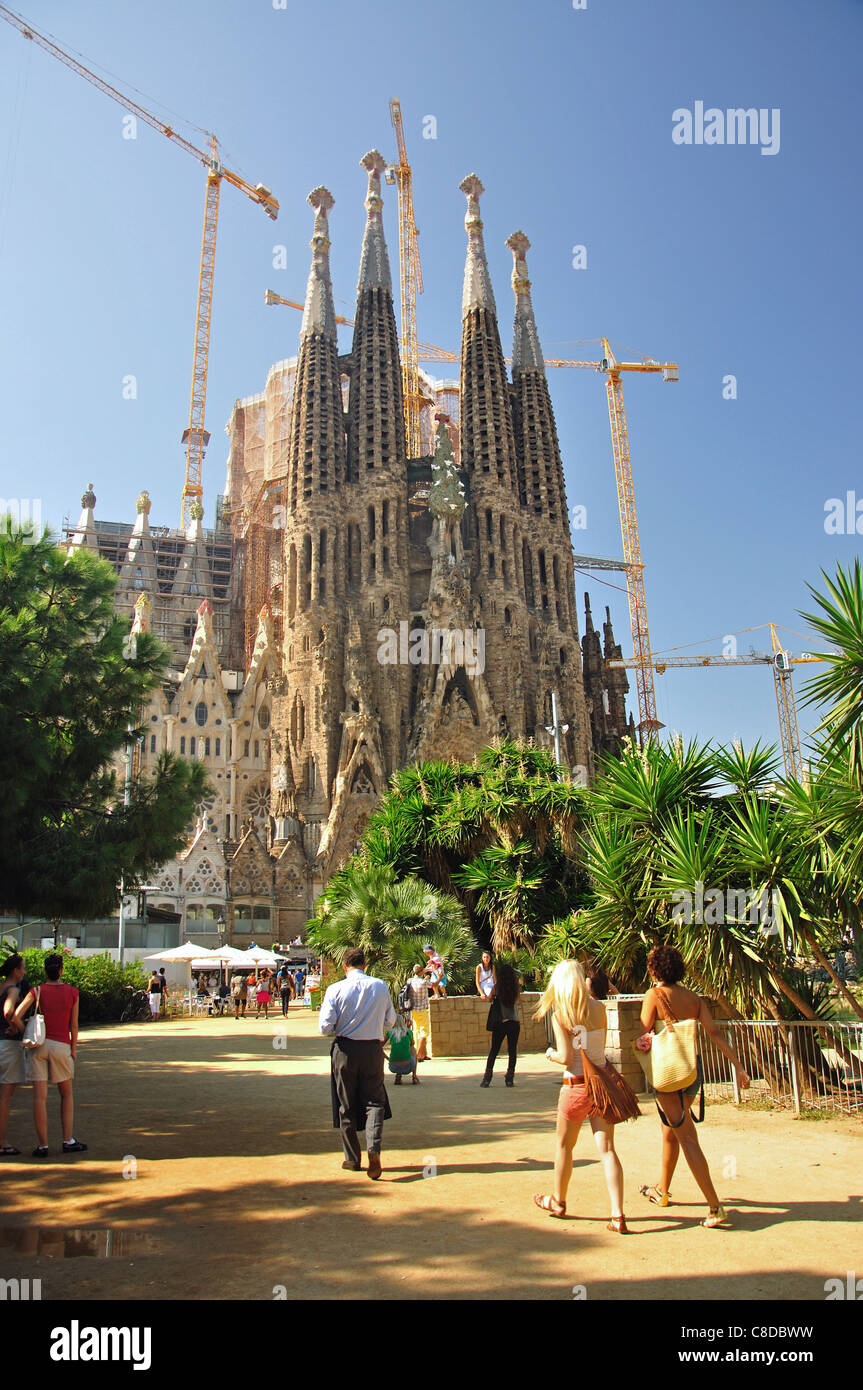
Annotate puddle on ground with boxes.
[0,1227,158,1258]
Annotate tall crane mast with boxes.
[0,4,279,527]
[387,97,425,459]
[607,625,822,780]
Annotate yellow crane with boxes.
[606,624,822,780]
[0,4,278,528]
[387,97,425,459]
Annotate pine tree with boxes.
[0,523,208,920]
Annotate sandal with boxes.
[533,1193,566,1218]
[702,1205,729,1228]
[639,1184,670,1206]
[0,1145,21,1156]
[607,1215,629,1234]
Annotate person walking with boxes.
[481,961,521,1087]
[475,951,495,1000]
[279,969,295,1018]
[637,944,750,1228]
[0,954,27,1157]
[255,971,271,1019]
[319,947,396,1179]
[15,953,86,1157]
[230,971,248,1020]
[533,959,629,1232]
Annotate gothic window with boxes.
[190,737,196,756]
[243,779,271,831]
[195,701,207,727]
[204,737,211,756]
[215,738,221,756]
[150,734,156,753]
[180,737,186,755]
[258,706,270,730]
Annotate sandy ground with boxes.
[1,1008,860,1302]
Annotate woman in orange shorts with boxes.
[533,960,627,1232]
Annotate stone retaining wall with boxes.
[427,993,547,1058]
[427,992,648,1094]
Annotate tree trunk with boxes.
[807,934,863,1021]
[771,970,818,1020]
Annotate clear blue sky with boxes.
[1,0,860,755]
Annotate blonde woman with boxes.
[533,960,627,1232]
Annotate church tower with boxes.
[505,229,592,772]
[276,186,347,859]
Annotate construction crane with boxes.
[0,4,278,528]
[386,98,425,458]
[607,624,822,780]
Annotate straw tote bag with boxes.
[633,987,698,1093]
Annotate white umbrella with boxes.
[241,946,279,966]
[229,951,279,970]
[143,943,208,962]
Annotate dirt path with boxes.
[2,1010,860,1301]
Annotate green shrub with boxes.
[20,948,148,1023]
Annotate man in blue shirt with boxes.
[319,947,396,1178]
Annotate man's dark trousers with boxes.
[331,1036,389,1167]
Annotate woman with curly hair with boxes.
[532,960,628,1232]
[638,943,750,1228]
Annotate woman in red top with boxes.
[15,953,87,1158]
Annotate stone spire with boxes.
[507,231,545,373]
[458,174,517,497]
[118,489,156,593]
[287,187,346,504]
[506,229,568,528]
[460,174,496,315]
[347,150,406,483]
[300,187,337,340]
[67,483,97,555]
[357,150,392,293]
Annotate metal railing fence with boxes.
[699,1020,863,1117]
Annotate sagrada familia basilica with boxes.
[65,153,632,946]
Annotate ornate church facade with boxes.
[65,153,631,946]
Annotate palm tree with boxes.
[306,865,477,995]
[341,739,590,946]
[800,559,863,770]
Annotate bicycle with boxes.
[120,988,152,1023]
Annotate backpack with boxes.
[397,980,413,1013]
